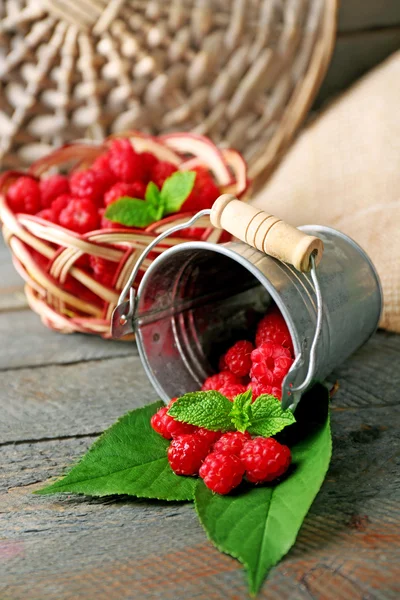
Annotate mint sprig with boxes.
[168,390,296,437]
[104,170,196,227]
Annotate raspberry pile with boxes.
[5,138,222,287]
[150,305,293,495]
[202,306,294,401]
[151,405,291,494]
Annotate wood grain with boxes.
[1,401,399,599]
[0,309,134,371]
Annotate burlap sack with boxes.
[253,51,400,332]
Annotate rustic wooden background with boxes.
[1,2,400,598]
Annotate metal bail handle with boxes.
[111,209,212,338]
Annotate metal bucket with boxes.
[115,224,382,410]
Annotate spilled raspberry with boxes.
[150,406,197,440]
[201,370,242,392]
[168,434,210,476]
[199,452,245,494]
[225,340,254,377]
[250,342,293,386]
[240,437,291,483]
[212,431,251,456]
[255,308,294,355]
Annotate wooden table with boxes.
[1,238,399,600]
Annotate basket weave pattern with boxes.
[0,0,336,185]
[0,133,246,337]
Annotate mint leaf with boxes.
[195,388,332,595]
[161,170,196,214]
[168,391,234,431]
[145,181,160,204]
[229,390,253,432]
[105,197,160,227]
[248,395,296,437]
[36,401,196,501]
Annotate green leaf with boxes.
[168,391,234,432]
[145,181,160,206]
[229,390,253,432]
[36,401,196,502]
[104,197,160,227]
[161,170,196,214]
[248,395,296,437]
[195,391,332,596]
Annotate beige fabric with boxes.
[253,51,400,332]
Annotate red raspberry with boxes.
[168,434,210,476]
[51,194,72,220]
[89,256,116,287]
[39,174,70,208]
[225,340,254,377]
[196,428,222,446]
[181,167,220,212]
[250,342,293,386]
[212,431,251,456]
[59,198,99,234]
[256,308,294,355]
[150,406,197,440]
[240,437,291,483]
[199,452,245,494]
[104,181,146,206]
[141,152,159,182]
[36,208,55,222]
[6,176,41,214]
[70,169,113,207]
[248,380,282,401]
[151,161,178,188]
[108,138,145,183]
[201,370,242,392]
[218,382,247,401]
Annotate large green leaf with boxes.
[37,401,196,501]
[194,396,332,595]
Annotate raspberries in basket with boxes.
[3,134,249,292]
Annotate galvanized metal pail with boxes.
[112,201,382,410]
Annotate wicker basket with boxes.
[0,0,337,187]
[0,132,248,337]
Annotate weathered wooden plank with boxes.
[316,29,400,106]
[338,0,400,32]
[0,332,398,445]
[0,355,152,444]
[0,403,398,600]
[0,309,134,371]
